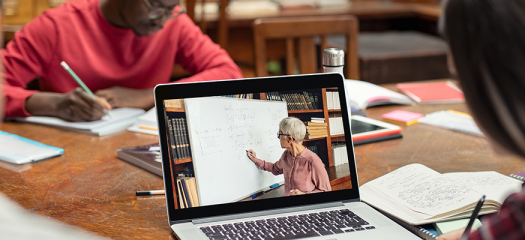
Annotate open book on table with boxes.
[344,79,412,110]
[360,163,523,225]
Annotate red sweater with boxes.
[1,0,243,117]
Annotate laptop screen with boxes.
[154,73,359,223]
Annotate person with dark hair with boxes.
[437,0,525,239]
[1,0,243,122]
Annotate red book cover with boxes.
[396,81,465,104]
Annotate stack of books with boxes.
[329,117,344,136]
[176,176,200,209]
[304,121,328,139]
[164,99,184,109]
[326,91,341,110]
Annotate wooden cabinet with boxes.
[3,0,73,30]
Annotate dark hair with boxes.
[441,0,525,157]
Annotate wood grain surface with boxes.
[1,80,524,240]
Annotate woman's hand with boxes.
[290,189,306,195]
[247,149,257,163]
[436,228,465,240]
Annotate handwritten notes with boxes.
[185,97,287,206]
[367,164,480,216]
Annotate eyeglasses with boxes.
[143,0,185,20]
[277,133,295,140]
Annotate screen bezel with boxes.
[154,73,359,224]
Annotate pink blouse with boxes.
[255,149,332,196]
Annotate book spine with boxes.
[181,118,191,159]
[177,179,185,209]
[180,179,192,208]
[173,119,182,159]
[168,117,178,160]
[175,118,185,159]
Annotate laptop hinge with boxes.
[192,201,344,225]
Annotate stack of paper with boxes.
[418,110,483,137]
[128,108,158,135]
[11,108,145,136]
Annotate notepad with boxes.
[434,218,482,235]
[382,110,424,126]
[10,108,145,136]
[344,79,412,110]
[397,81,465,104]
[0,131,64,164]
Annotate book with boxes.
[127,107,158,135]
[0,130,64,164]
[9,108,146,136]
[179,177,200,207]
[418,110,483,137]
[433,218,482,235]
[360,163,523,225]
[117,143,162,176]
[343,79,412,110]
[180,178,193,208]
[382,110,424,126]
[177,179,187,208]
[397,81,465,104]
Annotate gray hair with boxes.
[279,117,306,144]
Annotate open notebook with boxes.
[10,108,145,136]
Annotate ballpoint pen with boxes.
[460,195,485,240]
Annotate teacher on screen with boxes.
[247,117,331,196]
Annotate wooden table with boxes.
[1,80,524,239]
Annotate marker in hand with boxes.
[246,150,256,158]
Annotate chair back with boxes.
[253,15,359,79]
[185,0,229,48]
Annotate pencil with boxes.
[60,61,110,118]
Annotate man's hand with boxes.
[95,86,154,110]
[436,228,465,240]
[25,88,111,122]
[290,189,306,195]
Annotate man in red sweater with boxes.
[2,0,243,122]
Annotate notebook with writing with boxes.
[154,73,419,240]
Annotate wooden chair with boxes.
[253,15,359,79]
[185,0,229,48]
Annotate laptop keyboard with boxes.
[199,209,376,240]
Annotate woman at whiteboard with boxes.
[247,117,331,196]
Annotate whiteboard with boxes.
[185,97,288,206]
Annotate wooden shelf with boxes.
[288,109,323,114]
[303,136,327,142]
[328,109,341,113]
[166,107,185,112]
[173,157,192,165]
[330,134,345,138]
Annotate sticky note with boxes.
[382,110,424,126]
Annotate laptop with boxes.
[154,73,419,240]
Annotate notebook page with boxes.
[366,164,480,216]
[344,79,411,109]
[443,171,523,204]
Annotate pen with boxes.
[139,125,158,131]
[246,150,255,158]
[252,191,263,198]
[136,190,165,196]
[461,195,485,240]
[60,61,110,118]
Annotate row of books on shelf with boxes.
[266,91,321,111]
[222,94,254,99]
[328,117,344,136]
[305,121,328,139]
[332,143,349,167]
[168,118,192,160]
[326,91,341,110]
[176,176,200,208]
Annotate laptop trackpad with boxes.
[179,229,207,240]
